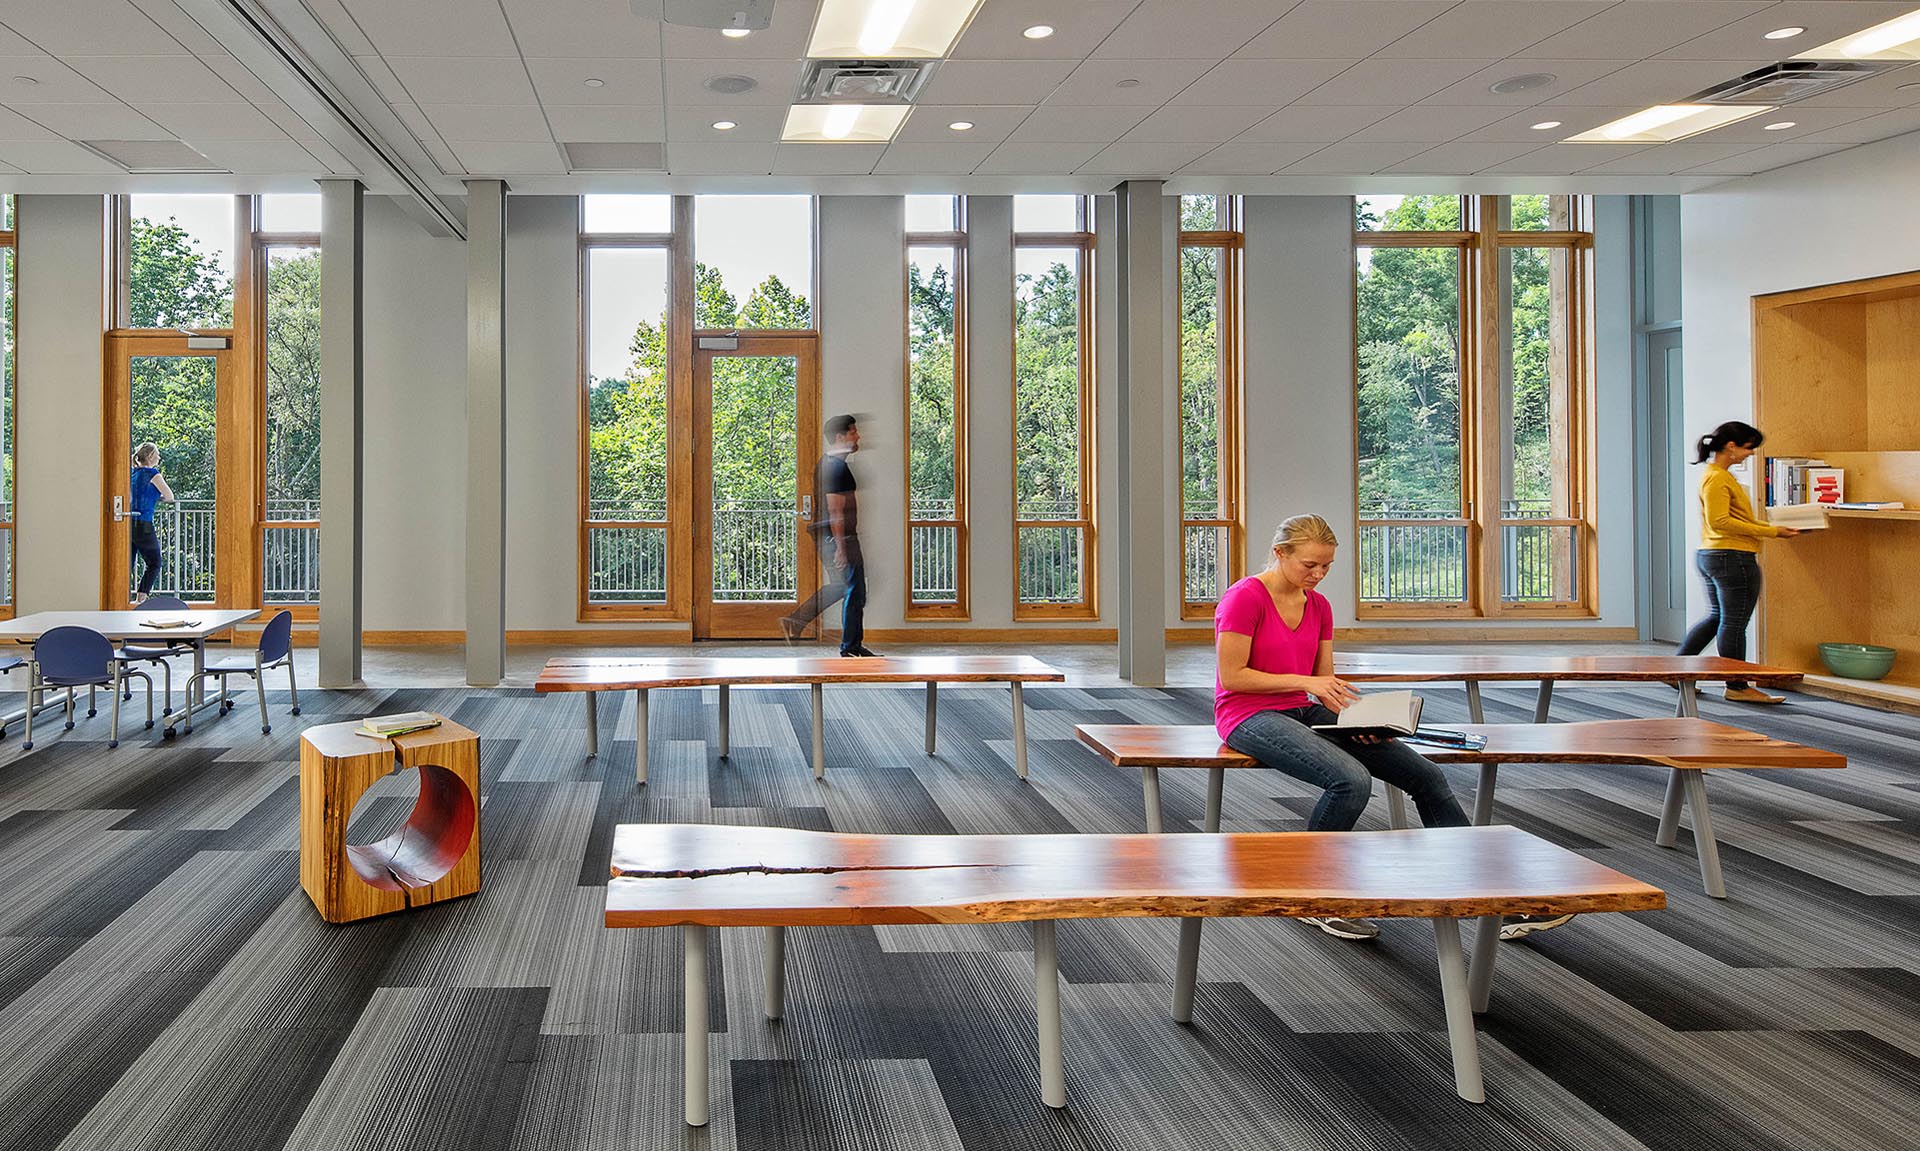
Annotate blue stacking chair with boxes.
[24,626,153,750]
[118,594,195,716]
[181,610,299,736]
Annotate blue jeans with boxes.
[1677,549,1759,690]
[839,561,867,654]
[1224,705,1471,832]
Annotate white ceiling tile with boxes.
[667,141,775,174]
[0,23,45,56]
[422,103,555,142]
[1236,105,1398,141]
[1657,3,1920,61]
[918,60,1078,106]
[0,106,60,141]
[1798,105,1920,143]
[352,55,411,104]
[449,139,568,174]
[1281,139,1432,173]
[1235,1,1455,59]
[140,102,287,141]
[1378,2,1613,60]
[1123,105,1276,144]
[527,58,663,105]
[0,138,122,172]
[505,0,663,58]
[975,140,1106,174]
[0,57,115,103]
[951,1,1136,60]
[1679,140,1852,175]
[1521,2,1768,60]
[1538,58,1758,106]
[0,0,184,55]
[1475,141,1646,173]
[1378,140,1549,174]
[1180,141,1324,174]
[664,104,783,141]
[386,57,540,105]
[65,55,240,103]
[1697,105,1880,142]
[391,102,464,171]
[1575,139,1763,174]
[1045,59,1217,106]
[872,140,999,174]
[0,157,22,174]
[658,0,812,58]
[546,104,667,142]
[1076,141,1213,175]
[1794,66,1920,109]
[1008,105,1152,143]
[894,105,1031,144]
[193,53,283,106]
[193,139,327,172]
[1418,59,1635,106]
[1093,0,1292,60]
[1456,105,1649,141]
[16,102,170,139]
[337,0,520,56]
[1347,104,1515,142]
[127,0,223,54]
[663,57,803,105]
[1170,58,1358,106]
[1296,59,1496,105]
[773,143,885,175]
[300,0,378,55]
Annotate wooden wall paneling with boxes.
[1866,294,1920,450]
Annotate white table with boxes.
[0,609,261,736]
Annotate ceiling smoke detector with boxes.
[703,73,759,95]
[796,59,936,104]
[1489,72,1557,94]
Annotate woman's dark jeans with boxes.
[1223,705,1471,832]
[131,519,163,596]
[1677,549,1760,690]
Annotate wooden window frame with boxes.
[1012,196,1097,621]
[1177,195,1245,620]
[0,197,15,619]
[1351,195,1596,620]
[903,196,970,620]
[252,198,321,620]
[578,195,689,622]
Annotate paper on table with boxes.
[1767,503,1829,531]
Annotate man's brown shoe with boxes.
[1724,686,1784,704]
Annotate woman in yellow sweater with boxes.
[1677,421,1801,703]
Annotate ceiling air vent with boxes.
[1691,60,1901,105]
[796,59,936,104]
[562,142,667,172]
[79,139,224,173]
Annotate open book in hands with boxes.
[1310,690,1489,750]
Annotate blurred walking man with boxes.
[781,414,874,656]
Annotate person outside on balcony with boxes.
[781,414,875,656]
[130,441,175,604]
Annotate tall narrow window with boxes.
[256,194,321,608]
[1177,194,1242,615]
[581,196,676,616]
[0,195,15,614]
[1013,195,1095,618]
[904,195,967,617]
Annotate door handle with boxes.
[112,495,125,522]
[798,495,813,518]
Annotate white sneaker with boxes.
[1499,912,1576,941]
[1302,916,1380,940]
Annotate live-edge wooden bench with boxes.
[1074,718,1846,898]
[536,655,1065,783]
[608,822,1664,1125]
[1334,653,1803,723]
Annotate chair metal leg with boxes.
[160,658,173,716]
[255,669,271,734]
[287,661,300,715]
[1141,767,1164,834]
[1655,768,1685,848]
[88,684,97,719]
[1433,918,1487,1103]
[1464,681,1486,723]
[684,924,709,1128]
[764,926,785,1020]
[1033,920,1065,1108]
[1468,914,1501,1013]
[22,675,35,749]
[1171,917,1203,1024]
[1680,769,1727,899]
[1205,767,1225,833]
[1473,764,1498,826]
[64,687,74,730]
[109,669,121,748]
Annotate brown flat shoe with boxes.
[1724,686,1784,704]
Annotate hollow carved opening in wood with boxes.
[343,762,477,891]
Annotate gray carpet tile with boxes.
[0,679,1917,1149]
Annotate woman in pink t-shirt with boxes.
[1216,515,1469,940]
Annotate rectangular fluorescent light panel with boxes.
[807,0,985,59]
[1564,104,1772,143]
[782,104,909,143]
[1797,9,1920,61]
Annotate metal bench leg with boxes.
[1385,785,1408,830]
[1533,680,1554,723]
[684,924,709,1127]
[764,926,785,1020]
[1033,920,1065,1108]
[108,668,122,748]
[718,684,730,760]
[1464,681,1485,724]
[1432,917,1486,1103]
[1171,917,1203,1024]
[1677,682,1699,718]
[1468,914,1501,1013]
[1205,767,1225,833]
[1473,764,1498,826]
[1141,767,1164,834]
[924,682,937,755]
[634,688,649,787]
[584,692,598,759]
[1012,682,1029,780]
[1680,769,1727,899]
[1655,769,1685,847]
[811,683,825,780]
[287,661,300,716]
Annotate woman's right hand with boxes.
[1776,527,1802,538]
[1305,675,1360,712]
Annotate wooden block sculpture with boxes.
[299,717,482,923]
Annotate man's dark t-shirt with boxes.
[815,452,859,567]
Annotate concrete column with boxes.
[1115,181,1167,686]
[465,180,508,685]
[318,180,364,687]
[967,196,1015,627]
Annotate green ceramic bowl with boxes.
[1817,643,1897,680]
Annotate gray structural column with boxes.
[466,180,508,686]
[1115,181,1167,686]
[318,180,364,688]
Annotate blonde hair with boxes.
[133,442,160,467]
[1270,514,1339,557]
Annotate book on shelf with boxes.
[357,711,442,739]
[1766,503,1830,531]
[1806,467,1845,504]
[1763,457,1832,507]
[1829,501,1906,511]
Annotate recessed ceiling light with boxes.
[582,77,606,88]
[808,0,987,59]
[721,28,752,38]
[1763,121,1796,130]
[712,120,737,131]
[782,103,909,143]
[1023,25,1055,40]
[1114,78,1141,88]
[1489,72,1556,94]
[1565,103,1773,143]
[1797,11,1920,60]
[948,120,974,131]
[1530,120,1563,130]
[1765,27,1805,41]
